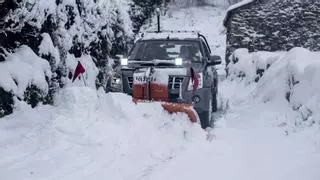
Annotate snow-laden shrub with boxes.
[0,45,51,96]
[227,47,320,128]
[0,0,131,116]
[1,0,134,88]
[0,0,169,117]
[0,45,51,110]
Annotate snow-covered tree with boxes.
[0,0,167,117]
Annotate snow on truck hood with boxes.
[133,68,187,85]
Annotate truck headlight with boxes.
[175,58,183,66]
[121,58,128,66]
[111,76,122,88]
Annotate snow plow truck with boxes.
[107,31,221,129]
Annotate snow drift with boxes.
[227,47,320,129]
[0,87,206,180]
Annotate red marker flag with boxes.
[72,61,86,82]
[190,68,199,92]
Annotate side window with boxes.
[201,41,210,58]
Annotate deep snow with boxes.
[1,2,320,180]
[0,87,206,180]
[148,80,320,180]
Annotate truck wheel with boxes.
[211,81,218,112]
[198,95,213,129]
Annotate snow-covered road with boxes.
[147,80,320,180]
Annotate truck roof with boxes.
[139,31,201,41]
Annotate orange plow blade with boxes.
[133,99,198,123]
[161,103,198,123]
[132,83,198,123]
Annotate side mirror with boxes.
[207,55,222,66]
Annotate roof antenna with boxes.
[156,8,161,33]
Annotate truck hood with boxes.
[122,59,204,72]
[125,59,177,68]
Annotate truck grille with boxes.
[127,77,133,88]
[169,77,184,89]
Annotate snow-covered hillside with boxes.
[0,1,320,180]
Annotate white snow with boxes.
[0,87,206,180]
[227,48,285,83]
[0,45,51,97]
[38,33,61,66]
[228,47,320,130]
[64,54,99,88]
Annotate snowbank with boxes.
[0,87,206,180]
[0,45,51,97]
[227,47,320,128]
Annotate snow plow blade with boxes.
[133,99,198,123]
[132,82,198,123]
[161,102,198,123]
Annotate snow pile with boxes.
[227,47,320,128]
[227,48,285,83]
[0,87,206,179]
[0,45,51,98]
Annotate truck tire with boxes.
[212,79,218,112]
[198,92,214,129]
[198,111,211,129]
[212,92,217,112]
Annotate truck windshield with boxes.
[128,40,203,62]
